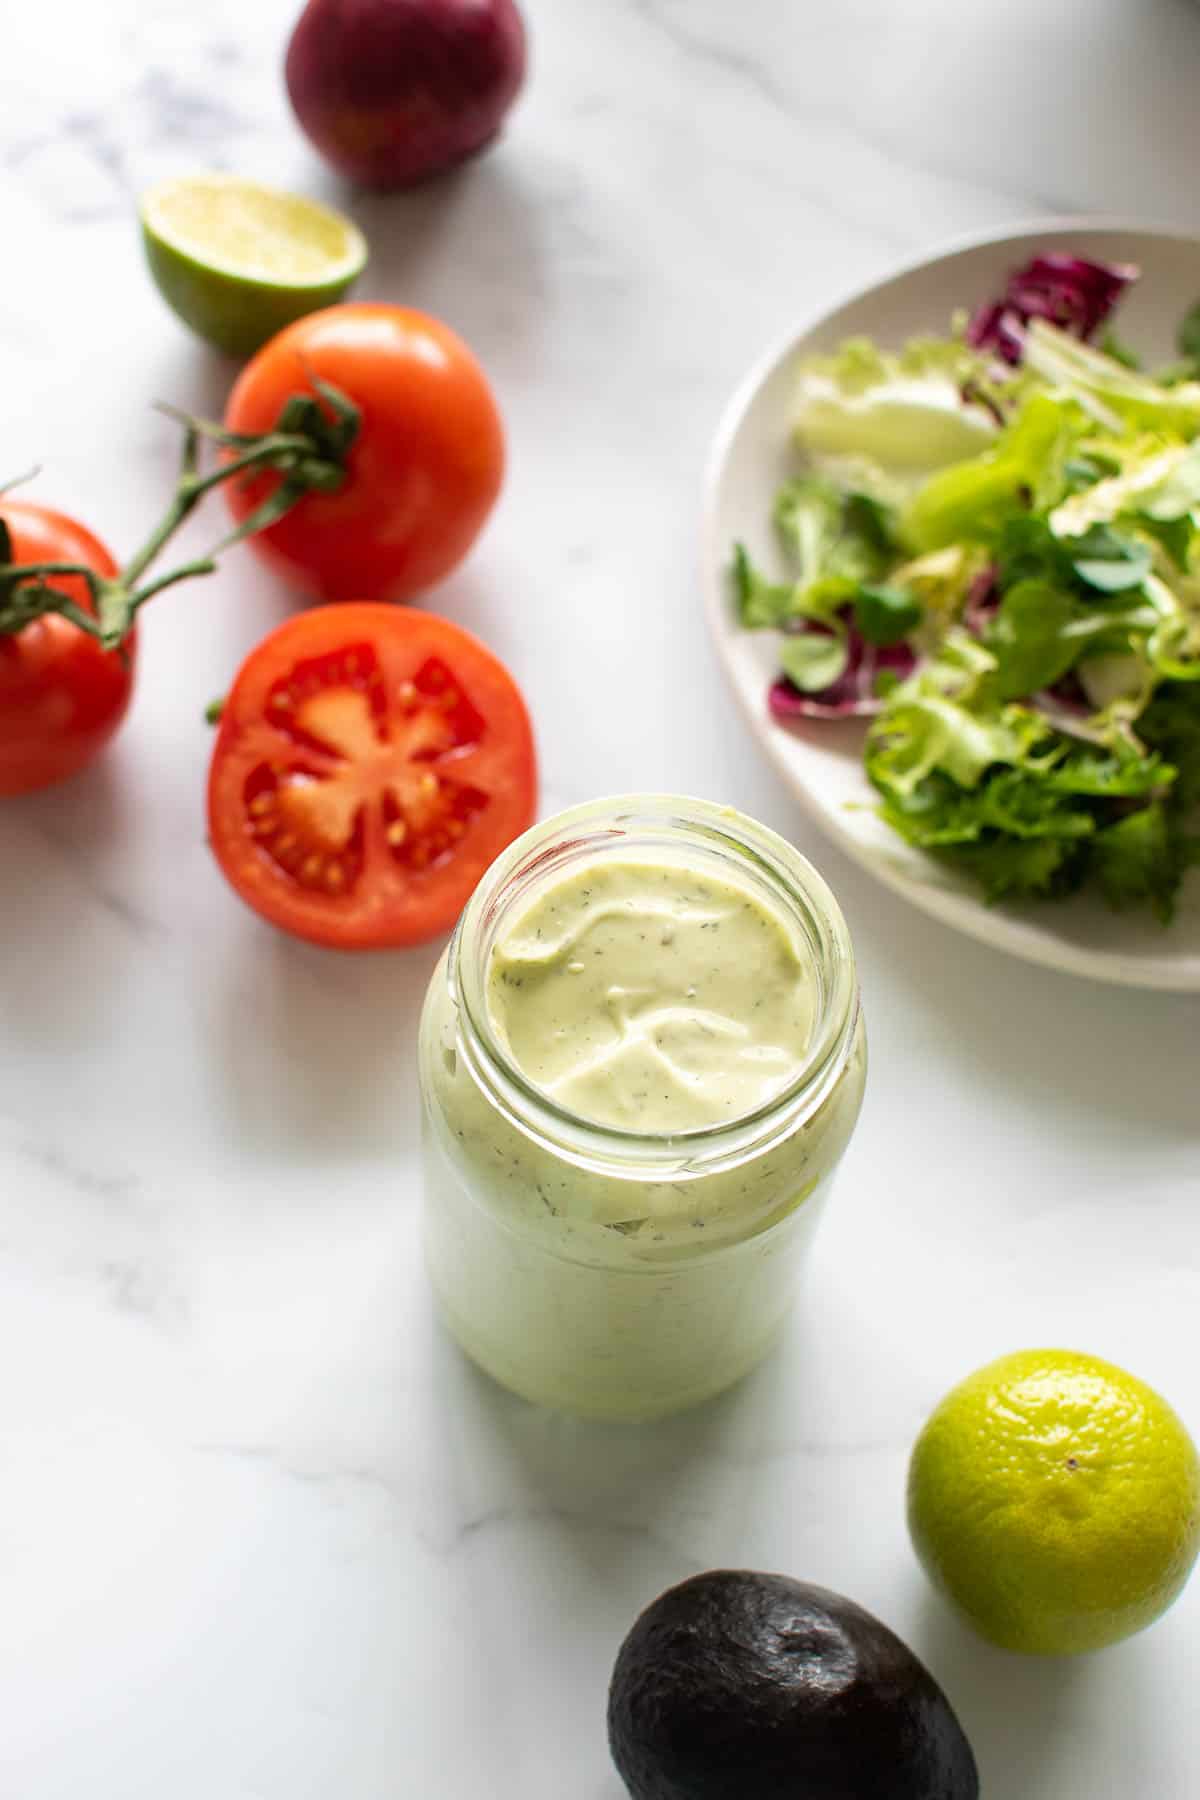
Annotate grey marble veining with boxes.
[2,1,1200,1795]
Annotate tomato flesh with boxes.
[208,604,537,949]
[0,502,133,797]
[244,646,490,892]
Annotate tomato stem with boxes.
[116,423,204,591]
[122,557,219,609]
[0,380,361,649]
[0,578,99,638]
[3,559,100,584]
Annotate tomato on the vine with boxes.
[207,603,536,949]
[0,501,135,797]
[223,304,505,604]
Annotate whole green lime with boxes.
[908,1348,1200,1655]
[140,173,367,357]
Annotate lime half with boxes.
[140,174,368,357]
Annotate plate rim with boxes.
[702,215,1200,993]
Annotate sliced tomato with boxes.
[208,604,537,949]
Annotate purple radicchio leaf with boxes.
[769,615,917,721]
[966,254,1139,366]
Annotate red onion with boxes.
[286,0,527,190]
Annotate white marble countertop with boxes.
[3,1,1200,1794]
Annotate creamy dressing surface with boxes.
[419,842,867,1419]
[485,861,817,1134]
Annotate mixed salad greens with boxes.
[734,255,1200,921]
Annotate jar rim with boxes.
[447,795,860,1178]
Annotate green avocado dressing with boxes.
[485,860,817,1134]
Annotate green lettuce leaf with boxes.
[793,335,1002,472]
[732,541,798,628]
[1138,573,1200,681]
[986,574,1162,702]
[739,310,1200,923]
[903,392,1083,552]
[866,636,1049,795]
[874,766,1095,846]
[778,630,849,694]
[1140,682,1200,811]
[1050,443,1200,538]
[1068,524,1153,593]
[732,476,904,632]
[867,696,1027,794]
[892,545,989,644]
[853,584,921,647]
[1039,745,1173,798]
[994,514,1150,592]
[1024,319,1200,435]
[1090,803,1184,922]
[987,579,1080,699]
[773,476,894,591]
[946,837,1079,904]
[864,632,1194,917]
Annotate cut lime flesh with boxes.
[140,174,368,357]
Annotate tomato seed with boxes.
[387,820,408,846]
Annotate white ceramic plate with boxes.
[705,222,1200,992]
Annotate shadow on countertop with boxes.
[908,1578,1157,1800]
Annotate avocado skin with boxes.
[607,1571,979,1800]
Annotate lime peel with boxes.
[140,174,368,357]
[908,1348,1200,1656]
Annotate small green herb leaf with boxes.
[1073,556,1151,593]
[731,542,798,629]
[1090,802,1179,922]
[987,579,1079,699]
[1068,524,1151,593]
[853,583,921,647]
[843,491,897,555]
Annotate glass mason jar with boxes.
[418,796,866,1421]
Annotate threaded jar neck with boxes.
[447,795,860,1182]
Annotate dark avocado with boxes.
[607,1570,979,1800]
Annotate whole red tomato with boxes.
[223,304,505,604]
[0,501,134,797]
